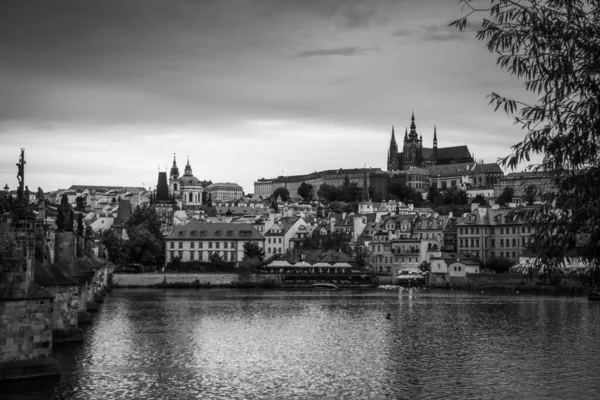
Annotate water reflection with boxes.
[4,289,599,399]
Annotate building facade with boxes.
[164,220,265,265]
[205,182,244,201]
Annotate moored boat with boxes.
[311,283,338,289]
[588,292,600,301]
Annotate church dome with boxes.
[179,157,201,187]
[180,174,201,187]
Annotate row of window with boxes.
[460,237,530,248]
[374,256,418,264]
[170,241,238,250]
[169,250,237,261]
[459,226,533,235]
[267,247,283,254]
[267,237,283,244]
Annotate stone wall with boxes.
[43,286,79,330]
[54,232,76,266]
[0,299,53,362]
[112,273,281,287]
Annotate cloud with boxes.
[392,28,413,37]
[293,46,379,58]
[391,23,470,42]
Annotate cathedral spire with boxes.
[404,127,408,140]
[362,164,369,202]
[387,126,399,171]
[409,111,418,140]
[433,125,438,150]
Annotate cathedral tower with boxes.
[386,126,400,171]
[402,112,424,169]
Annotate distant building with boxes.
[205,182,243,201]
[164,220,265,265]
[168,155,204,209]
[386,112,474,171]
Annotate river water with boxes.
[5,288,600,399]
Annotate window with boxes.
[512,251,516,258]
[216,242,220,249]
[170,251,174,259]
[512,227,516,234]
[199,242,203,249]
[500,227,504,234]
[268,238,271,243]
[178,231,185,237]
[178,251,183,258]
[500,239,504,247]
[190,242,195,249]
[223,252,228,261]
[476,239,479,247]
[279,238,282,244]
[190,251,195,261]
[224,242,228,249]
[512,238,516,247]
[491,239,495,247]
[231,242,235,248]
[178,242,183,249]
[170,242,174,249]
[208,242,213,249]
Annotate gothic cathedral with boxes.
[386,112,474,171]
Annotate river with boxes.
[4,288,600,399]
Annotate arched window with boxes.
[174,183,178,191]
[189,193,193,202]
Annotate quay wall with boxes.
[0,299,53,362]
[112,273,282,287]
[429,273,587,293]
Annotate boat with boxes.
[588,292,600,301]
[311,283,338,289]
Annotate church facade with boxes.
[387,113,474,171]
[169,155,203,208]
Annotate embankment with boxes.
[112,273,282,288]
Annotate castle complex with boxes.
[387,113,474,170]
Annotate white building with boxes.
[205,182,243,201]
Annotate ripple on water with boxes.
[37,289,600,400]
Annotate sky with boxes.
[0,0,538,194]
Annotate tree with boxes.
[123,204,165,266]
[426,185,439,203]
[452,1,600,273]
[317,183,338,203]
[101,229,127,264]
[272,187,290,202]
[77,214,84,236]
[497,187,515,206]
[523,186,538,206]
[297,182,314,202]
[473,194,488,207]
[125,225,163,266]
[389,182,423,206]
[75,196,86,211]
[243,241,265,262]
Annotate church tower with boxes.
[433,125,438,151]
[386,126,400,171]
[180,156,203,207]
[169,154,180,197]
[402,112,424,169]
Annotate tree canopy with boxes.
[272,187,290,202]
[452,0,600,273]
[297,182,314,202]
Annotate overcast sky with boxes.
[0,0,537,194]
